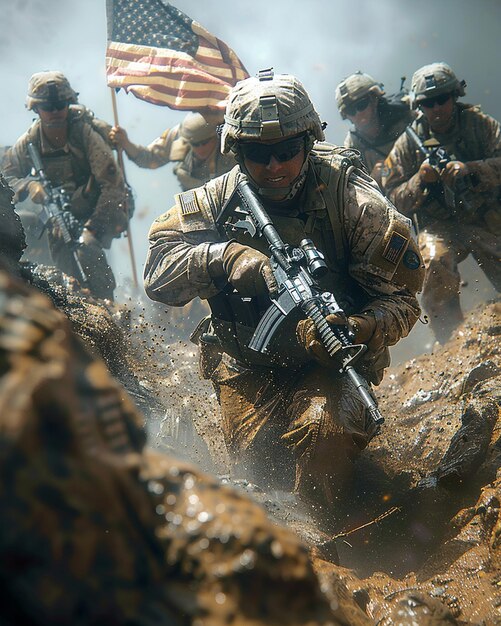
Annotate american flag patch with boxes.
[382,232,408,264]
[179,190,201,215]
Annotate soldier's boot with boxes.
[422,256,464,344]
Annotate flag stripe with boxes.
[107,72,232,98]
[121,84,228,109]
[107,43,245,81]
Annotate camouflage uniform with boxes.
[383,63,501,342]
[124,112,235,191]
[0,264,369,626]
[2,71,127,299]
[336,72,414,184]
[144,72,424,513]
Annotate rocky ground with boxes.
[27,264,501,624]
[145,299,500,625]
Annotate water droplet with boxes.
[169,466,180,477]
[215,592,226,605]
[239,549,255,569]
[197,511,211,523]
[271,540,284,559]
[155,504,166,515]
[166,494,177,506]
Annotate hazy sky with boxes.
[2,0,500,283]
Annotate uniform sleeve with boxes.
[466,112,501,190]
[144,190,227,306]
[344,169,424,346]
[81,125,128,242]
[1,135,33,201]
[127,127,179,169]
[381,133,428,217]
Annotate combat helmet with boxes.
[221,68,325,155]
[26,71,79,110]
[180,112,216,145]
[409,62,466,109]
[336,72,385,118]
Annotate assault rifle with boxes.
[27,142,88,286]
[218,180,384,427]
[405,126,472,215]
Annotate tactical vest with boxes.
[24,113,98,219]
[177,145,371,369]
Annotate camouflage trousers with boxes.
[419,222,501,343]
[206,350,378,514]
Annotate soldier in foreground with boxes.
[336,71,414,186]
[383,62,501,343]
[2,71,128,300]
[144,70,424,521]
[110,112,235,190]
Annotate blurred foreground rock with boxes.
[0,265,373,625]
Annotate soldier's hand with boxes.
[441,160,469,187]
[79,227,99,247]
[28,181,48,204]
[296,313,379,367]
[222,242,277,297]
[418,161,440,184]
[109,125,130,150]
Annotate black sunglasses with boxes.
[37,101,68,112]
[344,96,371,117]
[241,135,305,165]
[419,93,452,109]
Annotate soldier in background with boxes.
[2,71,127,300]
[336,71,414,186]
[110,112,236,191]
[383,62,501,343]
[144,70,424,522]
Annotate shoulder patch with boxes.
[403,248,421,269]
[178,189,201,216]
[383,231,409,265]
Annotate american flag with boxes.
[106,0,249,110]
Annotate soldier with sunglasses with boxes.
[383,62,501,344]
[336,72,414,186]
[144,70,423,523]
[2,71,128,300]
[109,112,235,191]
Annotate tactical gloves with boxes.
[296,312,381,367]
[27,181,48,204]
[221,242,277,297]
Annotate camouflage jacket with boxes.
[382,103,501,231]
[144,144,423,373]
[2,107,127,244]
[344,101,414,177]
[127,126,236,191]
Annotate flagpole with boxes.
[110,87,139,288]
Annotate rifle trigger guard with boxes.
[340,343,367,369]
